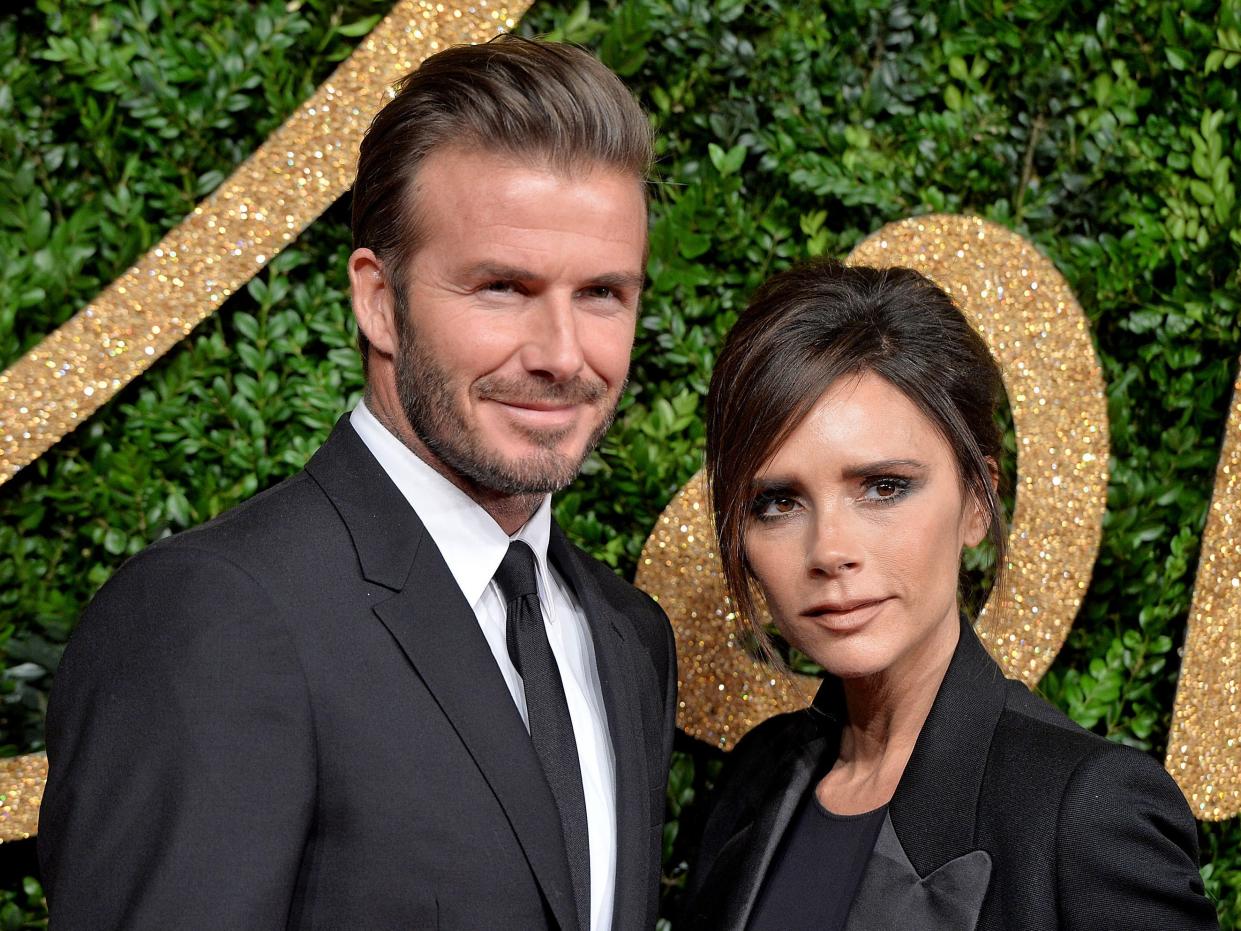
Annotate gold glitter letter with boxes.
[1167,378,1241,821]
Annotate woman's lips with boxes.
[801,597,891,631]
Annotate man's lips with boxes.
[488,397,584,429]
[493,398,580,413]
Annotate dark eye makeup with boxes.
[861,475,914,504]
[748,472,919,522]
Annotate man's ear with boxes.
[348,248,399,358]
[963,456,1000,548]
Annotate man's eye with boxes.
[582,285,615,300]
[484,281,516,293]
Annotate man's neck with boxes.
[364,390,542,535]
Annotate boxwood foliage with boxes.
[2,0,1240,925]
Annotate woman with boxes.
[682,260,1217,930]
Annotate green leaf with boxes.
[336,15,381,38]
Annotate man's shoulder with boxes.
[91,467,347,617]
[158,468,335,557]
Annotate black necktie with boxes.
[494,541,591,931]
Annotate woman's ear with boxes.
[963,457,1000,548]
[348,248,399,359]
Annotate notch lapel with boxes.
[887,617,1008,876]
[546,526,648,931]
[306,417,579,931]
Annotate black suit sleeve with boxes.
[39,545,317,930]
[658,599,677,799]
[1056,743,1219,930]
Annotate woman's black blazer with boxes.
[682,616,1218,930]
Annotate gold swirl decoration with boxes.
[0,0,532,842]
[636,215,1112,750]
[1167,376,1241,821]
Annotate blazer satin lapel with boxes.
[306,417,579,931]
[800,619,1002,929]
[547,527,648,931]
[845,814,991,931]
[887,617,1008,878]
[701,733,829,931]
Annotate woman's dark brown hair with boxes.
[705,259,1006,647]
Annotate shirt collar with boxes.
[349,399,554,607]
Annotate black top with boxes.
[747,788,887,931]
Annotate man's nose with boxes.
[520,294,586,382]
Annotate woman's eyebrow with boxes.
[749,476,799,493]
[839,458,928,480]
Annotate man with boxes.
[39,36,676,931]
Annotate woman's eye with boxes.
[863,477,910,502]
[753,494,799,518]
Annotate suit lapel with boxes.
[887,617,1008,876]
[697,724,833,931]
[546,526,647,931]
[845,814,991,931]
[691,617,1006,931]
[842,616,1005,928]
[305,417,579,931]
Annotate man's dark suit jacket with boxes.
[683,615,1218,930]
[39,416,677,930]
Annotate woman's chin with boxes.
[806,643,895,681]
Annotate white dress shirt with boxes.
[351,400,617,931]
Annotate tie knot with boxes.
[494,540,539,601]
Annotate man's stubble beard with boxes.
[392,291,625,497]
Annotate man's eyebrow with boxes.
[587,271,647,291]
[461,262,540,282]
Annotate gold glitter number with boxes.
[1166,380,1241,821]
[637,215,1111,750]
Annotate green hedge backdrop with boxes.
[3,0,1241,926]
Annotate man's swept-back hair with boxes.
[351,35,654,367]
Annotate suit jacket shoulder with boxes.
[982,683,1215,929]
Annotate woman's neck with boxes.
[815,615,960,814]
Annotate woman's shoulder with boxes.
[992,679,1150,771]
[982,682,1216,927]
[986,677,1194,822]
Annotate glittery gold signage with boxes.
[1167,377,1241,821]
[0,754,46,843]
[637,215,1112,750]
[3,18,1240,844]
[0,0,530,488]
[0,0,531,843]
